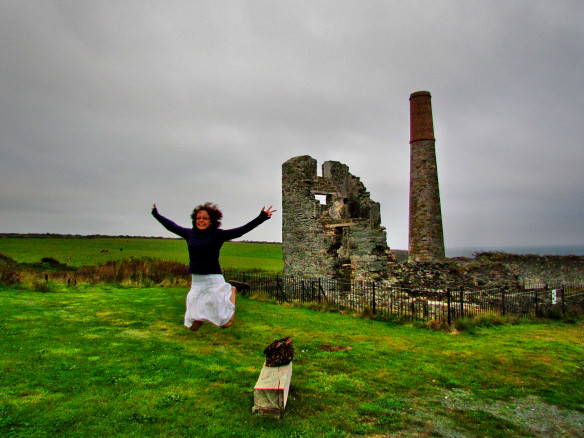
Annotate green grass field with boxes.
[0,236,283,272]
[1,236,584,436]
[1,286,583,437]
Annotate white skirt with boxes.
[184,274,235,327]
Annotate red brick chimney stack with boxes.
[410,91,435,142]
[408,91,445,262]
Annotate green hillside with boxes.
[0,235,283,272]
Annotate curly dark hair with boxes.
[191,202,223,229]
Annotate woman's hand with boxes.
[262,205,277,218]
[152,203,157,210]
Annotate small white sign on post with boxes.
[552,289,557,305]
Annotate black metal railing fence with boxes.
[224,270,584,324]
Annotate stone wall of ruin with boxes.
[282,155,394,281]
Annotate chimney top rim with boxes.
[410,91,431,99]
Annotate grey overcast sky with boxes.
[1,1,583,254]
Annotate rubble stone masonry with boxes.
[282,155,394,282]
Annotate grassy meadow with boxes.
[0,235,283,272]
[1,285,583,437]
[1,235,584,437]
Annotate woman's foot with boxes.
[189,321,204,331]
[221,314,234,328]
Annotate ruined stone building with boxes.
[282,156,394,281]
[282,91,446,284]
[280,93,574,292]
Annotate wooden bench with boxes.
[252,361,293,418]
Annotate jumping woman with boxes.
[151,203,276,331]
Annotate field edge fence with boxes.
[224,270,584,324]
[3,257,582,324]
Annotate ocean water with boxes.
[446,246,584,258]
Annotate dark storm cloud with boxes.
[1,1,583,253]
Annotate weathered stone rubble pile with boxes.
[389,259,521,290]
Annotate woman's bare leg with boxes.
[221,287,236,328]
[189,321,204,331]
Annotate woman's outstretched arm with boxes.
[220,205,277,241]
[151,204,189,238]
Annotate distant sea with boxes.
[446,246,584,258]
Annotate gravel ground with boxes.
[441,389,584,437]
[387,389,584,437]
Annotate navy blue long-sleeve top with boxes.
[152,208,269,275]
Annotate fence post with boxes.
[410,299,415,321]
[447,288,451,326]
[372,282,376,315]
[459,290,464,319]
[534,289,539,317]
[314,280,318,304]
[561,286,566,316]
[501,288,506,316]
[280,275,288,302]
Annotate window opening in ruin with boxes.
[314,194,327,205]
